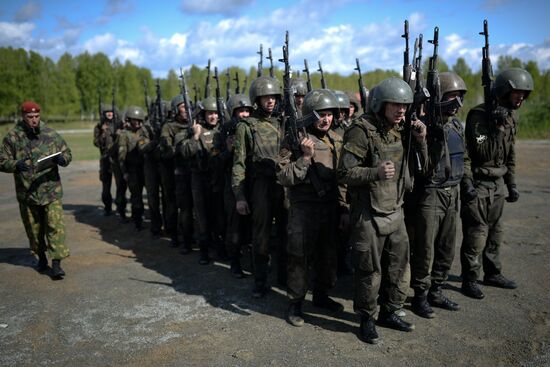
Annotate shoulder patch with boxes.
[476,135,487,144]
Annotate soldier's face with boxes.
[384,102,407,125]
[259,95,277,113]
[349,103,355,116]
[104,111,114,120]
[129,119,142,130]
[234,107,251,119]
[178,104,188,120]
[508,90,527,110]
[23,113,40,129]
[205,110,218,126]
[314,109,333,132]
[294,94,305,107]
[442,91,462,116]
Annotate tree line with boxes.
[0,47,548,137]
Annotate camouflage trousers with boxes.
[286,200,338,301]
[350,208,409,318]
[460,190,506,281]
[19,199,69,260]
[99,156,113,211]
[411,186,459,293]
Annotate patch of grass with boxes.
[61,132,100,161]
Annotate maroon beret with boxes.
[21,101,41,114]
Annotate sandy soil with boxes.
[0,140,549,367]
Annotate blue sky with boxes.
[1,0,549,77]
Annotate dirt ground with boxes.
[1,140,549,367]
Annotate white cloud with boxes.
[0,22,35,46]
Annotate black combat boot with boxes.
[216,239,228,261]
[198,242,210,265]
[230,257,245,278]
[359,315,379,344]
[252,281,270,299]
[134,217,143,231]
[170,234,180,248]
[36,252,48,273]
[411,292,435,318]
[312,291,344,313]
[483,274,517,289]
[51,259,65,279]
[286,301,304,327]
[377,309,415,332]
[428,285,460,311]
[104,207,112,216]
[461,281,485,299]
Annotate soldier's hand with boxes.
[377,160,395,180]
[102,122,109,132]
[236,200,250,216]
[506,184,519,203]
[226,135,235,152]
[300,137,315,159]
[15,159,30,172]
[54,154,67,166]
[411,119,426,142]
[192,121,202,141]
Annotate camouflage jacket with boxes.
[0,120,72,205]
[232,109,283,202]
[93,119,117,158]
[337,112,427,216]
[160,120,191,171]
[465,103,516,189]
[118,127,145,174]
[277,129,348,211]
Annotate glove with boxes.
[506,184,519,203]
[461,179,477,203]
[15,159,30,172]
[54,155,67,166]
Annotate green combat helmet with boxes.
[370,77,413,114]
[125,106,145,121]
[346,91,361,113]
[302,89,340,117]
[333,90,350,112]
[494,67,534,99]
[201,96,218,112]
[436,72,467,113]
[227,94,253,116]
[291,78,308,96]
[249,76,282,104]
[171,94,185,114]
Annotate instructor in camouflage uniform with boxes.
[0,101,72,278]
[460,68,534,299]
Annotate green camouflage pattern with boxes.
[231,110,283,201]
[0,120,72,205]
[19,198,69,259]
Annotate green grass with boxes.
[61,132,100,161]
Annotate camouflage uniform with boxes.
[139,121,164,236]
[108,121,128,219]
[0,120,72,260]
[178,121,225,261]
[460,104,516,283]
[232,108,286,292]
[160,119,194,248]
[277,127,347,304]
[118,125,145,229]
[93,115,115,214]
[338,111,427,320]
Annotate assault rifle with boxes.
[267,47,274,78]
[152,79,164,136]
[204,59,212,98]
[98,89,103,122]
[257,44,264,77]
[234,72,241,94]
[354,58,369,114]
[279,31,324,196]
[317,61,327,89]
[402,20,413,85]
[225,69,231,101]
[179,68,195,136]
[193,83,199,108]
[242,76,248,94]
[425,26,440,127]
[479,19,495,119]
[143,80,151,118]
[213,67,227,128]
[412,34,430,118]
[303,59,312,92]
